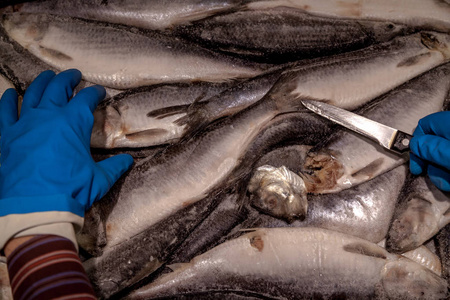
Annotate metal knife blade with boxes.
[301,99,412,154]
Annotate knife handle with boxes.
[392,131,413,153]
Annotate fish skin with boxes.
[175,7,409,63]
[436,225,450,289]
[1,13,271,89]
[245,0,450,33]
[269,32,450,111]
[126,227,448,300]
[386,175,450,254]
[91,81,235,148]
[301,63,450,195]
[166,193,247,265]
[14,0,243,30]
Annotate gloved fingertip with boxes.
[409,152,425,175]
[0,88,19,131]
[428,164,450,192]
[1,88,18,100]
[92,84,106,98]
[98,154,134,182]
[112,153,134,173]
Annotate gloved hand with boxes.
[0,69,133,248]
[409,111,450,191]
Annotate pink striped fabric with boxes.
[7,235,96,300]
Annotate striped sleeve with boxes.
[7,235,97,300]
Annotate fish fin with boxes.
[167,262,189,272]
[174,103,213,142]
[397,52,432,67]
[125,128,169,141]
[351,158,384,180]
[239,228,259,232]
[39,46,73,61]
[343,242,388,259]
[146,105,189,119]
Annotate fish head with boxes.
[382,257,448,300]
[420,31,450,60]
[386,196,439,253]
[2,13,49,45]
[364,21,411,43]
[248,165,308,222]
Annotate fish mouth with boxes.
[420,31,450,59]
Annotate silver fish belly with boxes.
[270,32,450,111]
[301,63,450,194]
[127,227,448,300]
[246,0,450,32]
[1,13,270,89]
[14,0,243,30]
[176,7,408,63]
[387,175,450,253]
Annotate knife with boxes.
[301,99,413,154]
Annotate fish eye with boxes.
[265,196,278,208]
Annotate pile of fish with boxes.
[0,0,449,299]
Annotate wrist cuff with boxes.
[15,223,79,251]
[0,211,83,250]
[0,195,84,217]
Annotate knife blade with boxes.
[301,99,412,154]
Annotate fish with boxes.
[245,0,450,33]
[1,13,271,89]
[126,227,448,300]
[268,32,450,111]
[175,6,409,63]
[148,69,283,141]
[300,63,450,195]
[79,111,331,297]
[91,81,236,148]
[0,256,12,300]
[247,165,308,222]
[386,175,450,253]
[12,0,243,30]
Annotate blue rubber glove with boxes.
[0,69,133,247]
[409,111,450,191]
